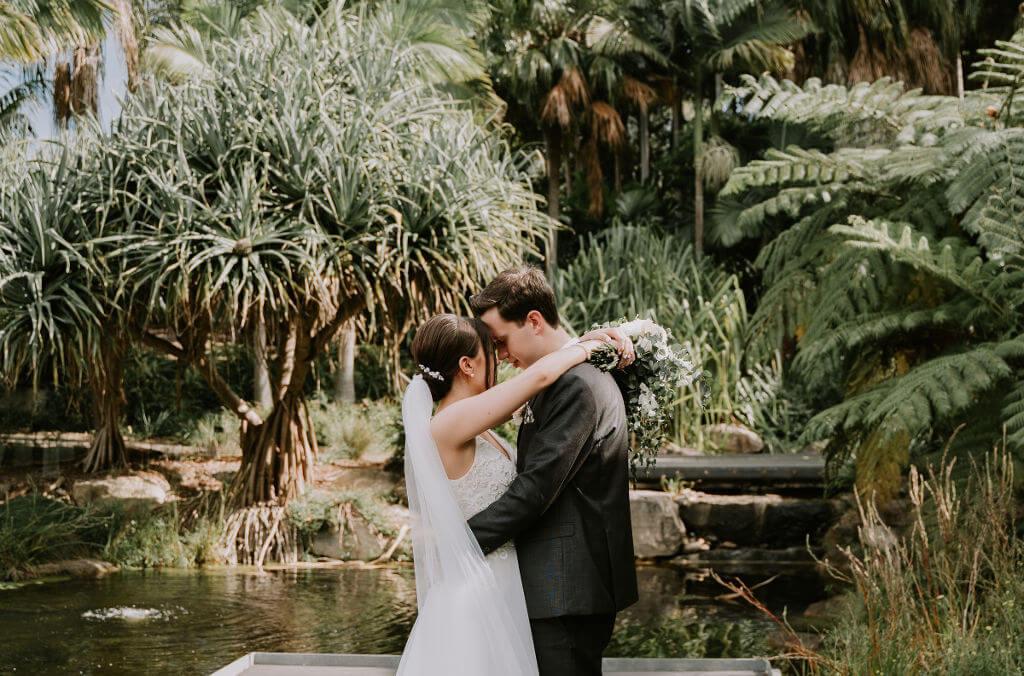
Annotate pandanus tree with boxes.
[0,137,134,473]
[96,6,547,563]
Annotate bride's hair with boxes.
[411,314,496,401]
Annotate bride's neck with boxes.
[435,380,473,415]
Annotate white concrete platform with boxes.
[211,653,781,676]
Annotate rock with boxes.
[763,498,841,546]
[678,491,840,547]
[71,471,173,514]
[687,546,818,564]
[32,558,119,579]
[803,594,854,622]
[629,490,686,558]
[149,460,239,495]
[677,492,781,546]
[662,442,703,456]
[309,504,387,561]
[703,423,764,453]
[322,466,400,499]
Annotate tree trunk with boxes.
[955,52,964,100]
[231,317,317,507]
[81,342,128,473]
[333,321,356,404]
[254,318,273,411]
[544,127,562,279]
[232,391,317,506]
[671,94,681,150]
[639,103,650,184]
[693,73,705,258]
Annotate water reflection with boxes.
[0,564,823,674]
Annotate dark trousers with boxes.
[530,613,616,676]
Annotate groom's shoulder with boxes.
[555,363,613,394]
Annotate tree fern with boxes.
[718,29,1024,494]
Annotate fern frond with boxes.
[830,218,1004,315]
[723,74,963,147]
[720,146,885,197]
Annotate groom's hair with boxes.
[470,266,560,327]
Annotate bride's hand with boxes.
[578,327,636,367]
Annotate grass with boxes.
[728,449,1024,675]
[286,486,397,539]
[0,490,230,579]
[810,450,1024,674]
[102,497,227,569]
[607,615,770,659]
[0,492,109,580]
[309,398,400,463]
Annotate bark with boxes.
[333,321,356,404]
[254,319,273,411]
[639,103,650,184]
[232,390,317,506]
[231,316,317,507]
[671,94,681,150]
[544,127,561,279]
[81,341,128,473]
[956,52,965,100]
[693,73,705,259]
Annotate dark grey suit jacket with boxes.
[467,363,639,619]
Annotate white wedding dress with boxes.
[396,377,538,676]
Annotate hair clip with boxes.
[418,364,445,382]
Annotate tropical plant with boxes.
[715,31,1024,495]
[664,0,813,256]
[0,136,135,473]
[556,225,804,450]
[483,0,666,273]
[83,3,548,563]
[0,0,111,62]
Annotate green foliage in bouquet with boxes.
[589,319,705,470]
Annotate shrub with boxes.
[0,493,109,580]
[815,450,1024,674]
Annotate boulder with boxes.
[678,491,840,547]
[322,466,400,499]
[309,504,388,561]
[32,558,119,579]
[629,490,686,558]
[703,423,764,453]
[803,594,855,622]
[661,442,703,457]
[71,471,173,514]
[677,492,781,546]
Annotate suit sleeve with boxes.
[467,372,596,555]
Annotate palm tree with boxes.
[484,0,665,275]
[0,0,111,62]
[790,0,986,96]
[666,0,811,257]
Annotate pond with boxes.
[0,563,826,674]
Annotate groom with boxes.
[467,266,638,676]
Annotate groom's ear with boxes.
[525,310,546,334]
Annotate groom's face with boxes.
[479,308,544,369]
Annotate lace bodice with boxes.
[450,434,517,559]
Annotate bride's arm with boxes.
[429,340,602,449]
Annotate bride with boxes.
[396,313,633,676]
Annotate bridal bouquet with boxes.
[587,318,705,470]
